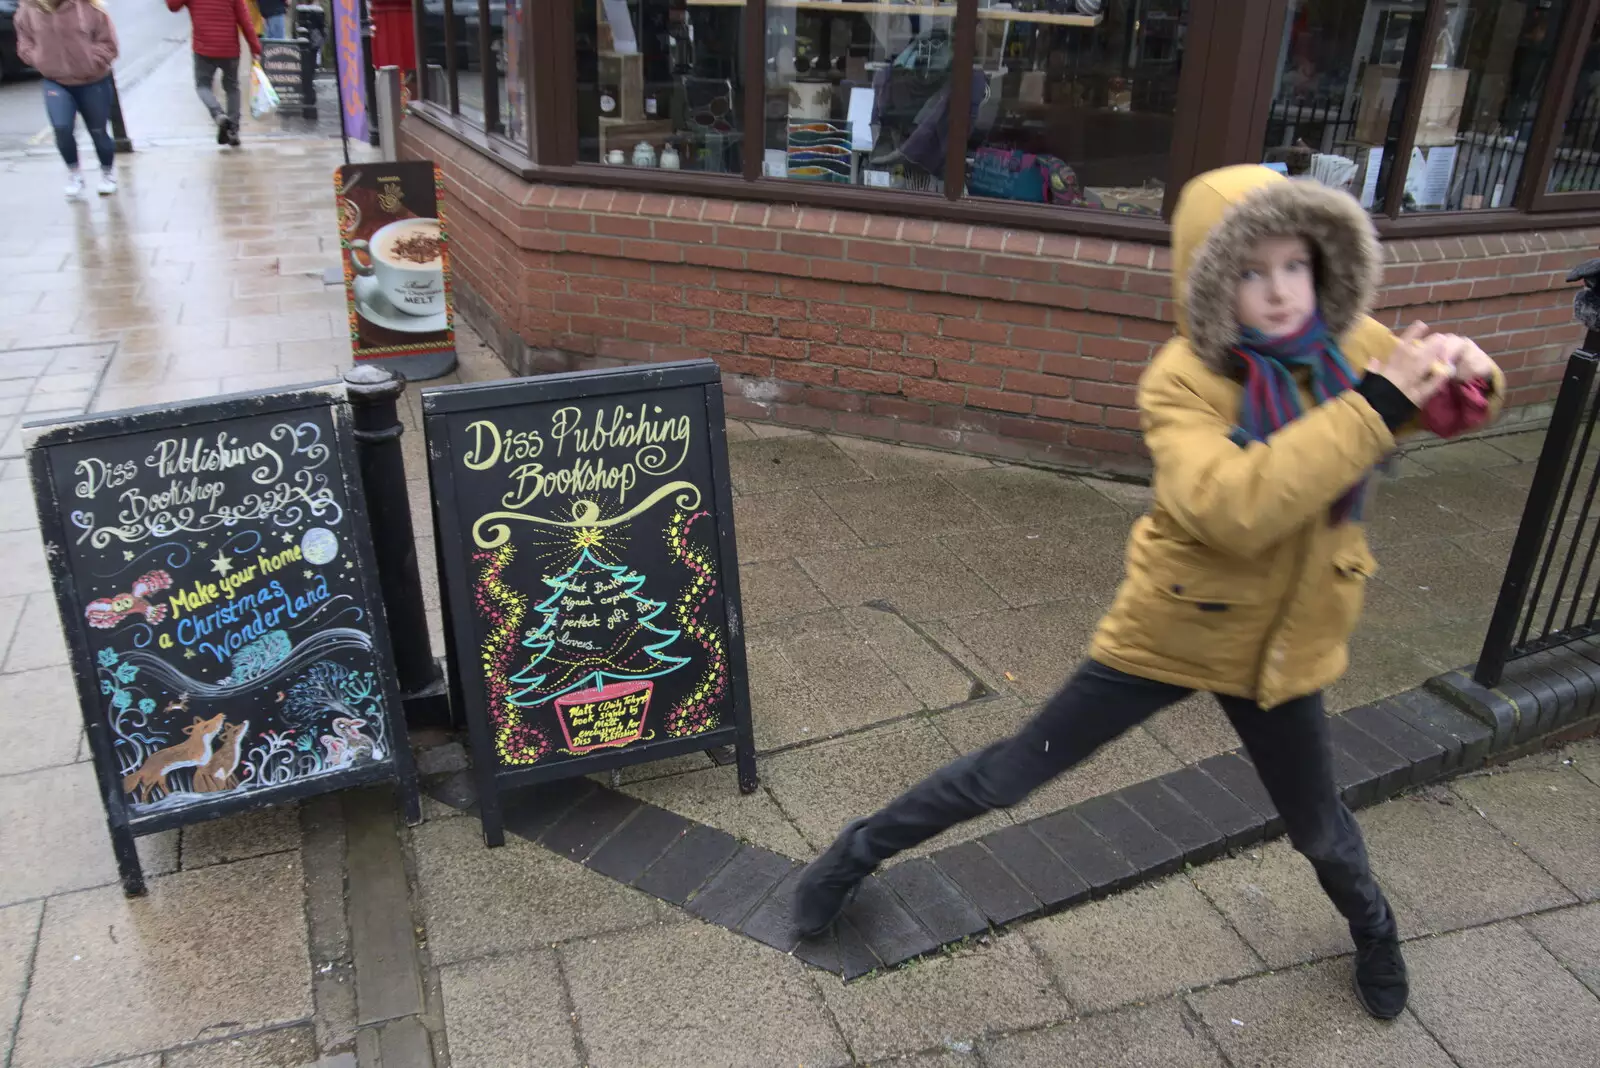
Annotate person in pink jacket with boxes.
[13,0,120,198]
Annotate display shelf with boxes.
[686,0,1102,25]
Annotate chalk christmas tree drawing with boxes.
[507,532,691,753]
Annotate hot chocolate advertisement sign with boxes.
[335,160,457,379]
[27,388,417,892]
[424,362,756,843]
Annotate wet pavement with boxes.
[0,42,1596,1065]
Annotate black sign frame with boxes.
[27,384,420,895]
[260,36,316,118]
[423,360,757,847]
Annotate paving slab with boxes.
[980,999,1225,1067]
[1360,791,1577,935]
[1187,957,1454,1068]
[731,487,863,562]
[561,921,851,1068]
[941,466,1127,527]
[759,719,1012,861]
[1024,875,1261,1012]
[0,761,177,907]
[827,435,994,479]
[1189,839,1352,969]
[10,854,312,1068]
[0,900,42,1065]
[939,516,1130,610]
[727,434,869,495]
[737,559,834,626]
[812,934,1069,1063]
[798,540,1007,622]
[3,593,68,672]
[0,666,82,777]
[1523,902,1600,997]
[437,950,580,1068]
[409,814,662,966]
[1406,922,1600,1068]
[1452,767,1600,901]
[744,623,926,749]
[940,602,1101,701]
[160,1024,319,1067]
[179,805,303,869]
[818,476,998,546]
[623,761,815,859]
[1143,693,1240,765]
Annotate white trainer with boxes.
[64,172,85,199]
[97,170,117,196]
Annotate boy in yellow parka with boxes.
[793,165,1503,1021]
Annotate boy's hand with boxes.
[1426,333,1496,383]
[1370,321,1451,407]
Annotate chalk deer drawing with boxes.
[120,697,225,804]
[192,719,250,794]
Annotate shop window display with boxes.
[574,0,745,173]
[963,0,1188,214]
[1398,0,1568,211]
[1548,7,1600,193]
[1260,0,1426,212]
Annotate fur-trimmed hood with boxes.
[1173,165,1381,373]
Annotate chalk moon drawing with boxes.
[301,528,339,565]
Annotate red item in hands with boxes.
[1418,378,1492,439]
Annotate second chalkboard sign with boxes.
[27,384,418,893]
[424,361,757,845]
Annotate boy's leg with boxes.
[71,78,117,171]
[194,55,225,120]
[1220,691,1407,1018]
[794,660,1190,934]
[41,80,80,169]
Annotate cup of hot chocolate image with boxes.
[349,217,445,316]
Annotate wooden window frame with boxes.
[409,0,1600,240]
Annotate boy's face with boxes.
[1235,235,1316,339]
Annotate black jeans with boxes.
[856,659,1394,939]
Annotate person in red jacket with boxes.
[166,0,260,146]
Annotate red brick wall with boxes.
[407,122,1590,475]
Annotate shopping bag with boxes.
[250,60,280,120]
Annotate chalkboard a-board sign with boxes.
[26,385,419,894]
[423,360,756,846]
[261,37,314,117]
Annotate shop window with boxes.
[498,0,525,142]
[574,0,745,173]
[420,0,453,109]
[963,0,1188,216]
[1399,0,1569,212]
[458,1,489,125]
[761,2,957,191]
[1548,9,1600,193]
[1260,0,1427,213]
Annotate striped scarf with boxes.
[1228,311,1371,524]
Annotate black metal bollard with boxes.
[344,364,454,728]
[108,76,132,154]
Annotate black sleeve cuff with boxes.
[1355,372,1417,431]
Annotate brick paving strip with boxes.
[424,644,1600,980]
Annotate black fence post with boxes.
[108,75,132,154]
[1475,351,1599,687]
[344,364,453,728]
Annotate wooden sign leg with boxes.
[110,822,145,896]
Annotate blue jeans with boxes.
[264,13,287,38]
[42,76,115,170]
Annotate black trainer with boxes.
[216,116,229,145]
[792,818,875,938]
[225,119,241,147]
[1353,932,1408,1019]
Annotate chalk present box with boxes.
[554,680,653,754]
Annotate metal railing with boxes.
[1475,264,1600,686]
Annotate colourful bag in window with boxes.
[968,148,1049,203]
[1036,154,1087,206]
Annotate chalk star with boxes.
[303,569,314,579]
[197,541,208,549]
[122,551,133,560]
[344,560,354,569]
[281,532,294,543]
[210,551,235,577]
[183,648,196,659]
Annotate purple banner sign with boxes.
[332,0,368,143]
